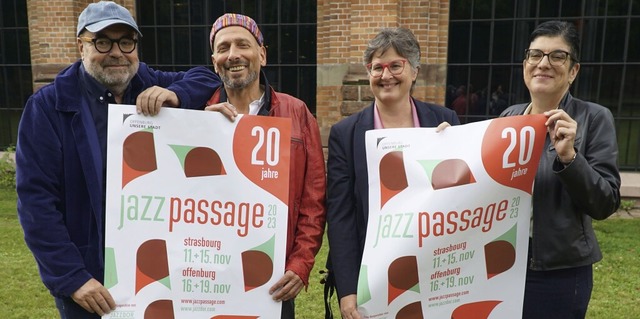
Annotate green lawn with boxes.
[0,188,58,318]
[1,187,637,318]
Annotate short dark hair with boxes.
[529,20,580,64]
[363,27,421,70]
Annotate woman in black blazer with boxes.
[325,27,460,319]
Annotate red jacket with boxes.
[207,84,326,286]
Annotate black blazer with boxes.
[325,98,460,299]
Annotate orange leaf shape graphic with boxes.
[380,151,408,208]
[241,250,273,292]
[484,240,515,279]
[122,131,157,188]
[431,159,475,190]
[387,256,419,304]
[184,147,226,177]
[135,239,169,294]
[395,301,423,319]
[144,299,174,319]
[451,300,502,319]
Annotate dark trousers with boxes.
[57,296,294,318]
[55,297,101,319]
[281,298,295,319]
[522,264,593,319]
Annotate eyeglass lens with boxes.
[368,60,406,77]
[94,37,137,53]
[526,49,569,65]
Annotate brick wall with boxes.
[26,0,450,144]
[28,0,136,91]
[317,0,450,145]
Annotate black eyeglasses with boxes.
[79,36,138,54]
[524,49,577,66]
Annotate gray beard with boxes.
[84,61,137,96]
[221,70,258,90]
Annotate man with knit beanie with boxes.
[205,13,326,318]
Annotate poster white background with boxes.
[359,115,547,319]
[105,105,291,319]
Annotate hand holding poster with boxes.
[105,105,290,319]
[359,115,547,318]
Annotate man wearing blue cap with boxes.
[206,13,326,319]
[16,1,220,318]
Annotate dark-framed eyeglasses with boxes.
[79,36,138,54]
[524,49,576,66]
[366,59,407,78]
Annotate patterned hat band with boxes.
[210,13,264,48]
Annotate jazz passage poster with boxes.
[104,105,291,319]
[359,115,547,319]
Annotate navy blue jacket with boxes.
[16,61,220,297]
[326,99,460,299]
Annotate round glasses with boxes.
[79,36,138,54]
[525,49,576,66]
[366,59,407,78]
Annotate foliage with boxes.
[619,199,636,213]
[1,186,637,318]
[0,146,16,190]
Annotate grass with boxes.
[1,186,637,318]
[588,218,640,318]
[0,188,58,318]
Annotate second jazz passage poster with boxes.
[359,115,547,319]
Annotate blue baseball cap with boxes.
[77,1,142,37]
